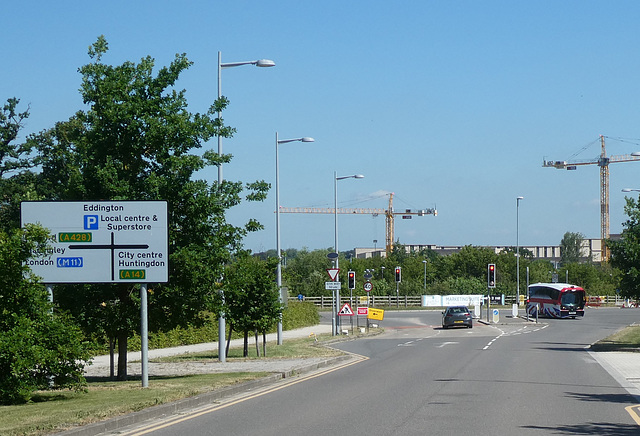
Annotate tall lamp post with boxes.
[217,52,274,363]
[276,133,314,345]
[516,196,524,307]
[334,172,364,333]
[217,52,275,184]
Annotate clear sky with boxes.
[4,1,640,253]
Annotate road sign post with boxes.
[21,201,168,388]
[21,201,168,283]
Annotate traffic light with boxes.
[395,267,401,283]
[348,271,356,289]
[488,263,496,288]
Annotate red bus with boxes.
[527,283,586,319]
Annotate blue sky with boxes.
[4,1,640,253]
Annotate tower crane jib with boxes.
[279,193,437,255]
[543,135,640,261]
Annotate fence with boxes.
[290,294,628,309]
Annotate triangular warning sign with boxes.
[338,303,354,316]
[327,268,340,282]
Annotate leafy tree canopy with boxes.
[26,36,270,378]
[222,253,281,356]
[560,231,586,264]
[609,196,640,300]
[0,98,41,231]
[0,225,91,404]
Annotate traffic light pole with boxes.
[487,286,490,323]
[394,267,401,307]
[487,263,495,322]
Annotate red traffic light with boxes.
[488,263,496,288]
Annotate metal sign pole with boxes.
[332,289,336,336]
[140,283,148,388]
[487,287,490,323]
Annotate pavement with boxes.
[60,312,640,435]
[84,323,336,379]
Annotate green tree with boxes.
[284,248,333,297]
[562,262,618,295]
[560,231,586,264]
[222,253,281,357]
[0,225,92,404]
[442,246,496,280]
[0,98,41,231]
[609,196,640,300]
[33,37,269,379]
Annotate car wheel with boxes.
[442,325,448,329]
[468,324,473,328]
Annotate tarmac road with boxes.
[60,307,640,435]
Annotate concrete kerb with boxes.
[58,353,354,436]
[59,324,359,436]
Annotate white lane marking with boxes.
[482,323,548,350]
[437,341,459,348]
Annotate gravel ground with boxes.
[84,356,339,378]
[84,324,335,378]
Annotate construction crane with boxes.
[279,193,437,256]
[543,135,640,261]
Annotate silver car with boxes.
[442,306,473,329]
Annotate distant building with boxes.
[354,237,607,264]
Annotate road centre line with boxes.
[482,323,549,350]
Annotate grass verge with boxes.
[0,334,342,436]
[590,325,640,351]
[153,333,344,362]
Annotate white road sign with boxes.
[325,281,342,290]
[21,201,168,283]
[326,268,340,281]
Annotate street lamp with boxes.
[217,52,275,184]
[334,171,364,334]
[216,52,274,363]
[275,133,314,345]
[516,196,524,307]
[622,188,640,192]
[334,172,365,268]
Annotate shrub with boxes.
[282,301,319,330]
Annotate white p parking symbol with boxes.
[84,215,99,230]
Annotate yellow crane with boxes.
[279,193,437,256]
[543,135,640,261]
